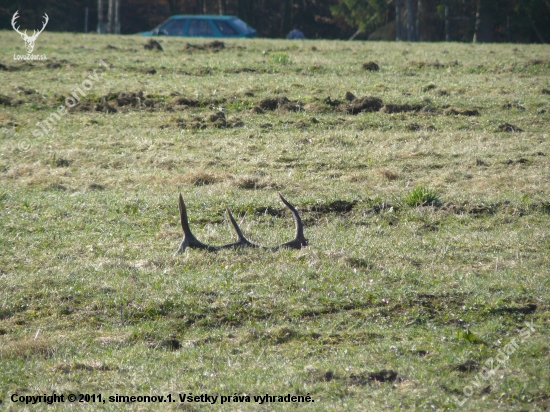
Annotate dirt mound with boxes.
[362,61,380,71]
[144,39,163,51]
[406,123,436,131]
[454,360,478,372]
[70,101,117,113]
[14,86,37,95]
[497,123,523,132]
[444,107,479,116]
[526,59,548,66]
[306,200,357,214]
[542,88,550,95]
[345,96,383,115]
[0,95,12,106]
[209,111,226,128]
[380,104,423,114]
[421,105,437,113]
[257,96,302,112]
[250,106,264,114]
[345,91,356,101]
[347,370,402,385]
[168,96,200,110]
[502,102,525,111]
[115,91,143,107]
[186,40,225,52]
[46,61,62,69]
[323,96,342,107]
[410,61,445,69]
[183,112,243,129]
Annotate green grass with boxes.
[404,185,441,206]
[0,32,549,410]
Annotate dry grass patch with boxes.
[232,175,277,190]
[380,169,400,181]
[0,337,54,359]
[180,170,219,186]
[54,362,114,372]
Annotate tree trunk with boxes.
[281,0,291,38]
[473,0,494,43]
[415,0,422,41]
[97,0,103,33]
[445,0,450,42]
[114,0,120,34]
[218,0,225,15]
[473,0,481,42]
[407,0,415,41]
[107,0,113,33]
[396,0,402,41]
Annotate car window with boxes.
[229,18,254,34]
[188,20,214,36]
[158,19,187,36]
[213,20,238,36]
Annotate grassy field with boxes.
[0,31,549,410]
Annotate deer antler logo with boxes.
[11,10,49,54]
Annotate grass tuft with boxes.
[404,185,441,206]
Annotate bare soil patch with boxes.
[186,41,225,52]
[497,123,523,132]
[410,61,445,69]
[144,39,163,51]
[167,96,200,110]
[362,61,380,71]
[454,360,479,372]
[345,96,383,115]
[257,96,302,112]
[305,200,357,214]
[380,103,423,114]
[444,107,479,116]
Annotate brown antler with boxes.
[175,193,308,254]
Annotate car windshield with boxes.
[158,19,187,35]
[229,18,254,34]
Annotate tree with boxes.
[407,0,416,40]
[331,0,388,36]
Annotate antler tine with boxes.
[277,193,308,249]
[29,13,49,40]
[39,13,49,32]
[11,11,25,37]
[225,208,257,248]
[175,193,216,254]
[175,193,308,254]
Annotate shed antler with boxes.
[175,194,308,254]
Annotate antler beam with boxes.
[11,11,26,37]
[34,13,49,39]
[175,194,308,254]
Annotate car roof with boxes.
[168,15,238,20]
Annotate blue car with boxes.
[140,15,257,38]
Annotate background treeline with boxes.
[0,0,548,42]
